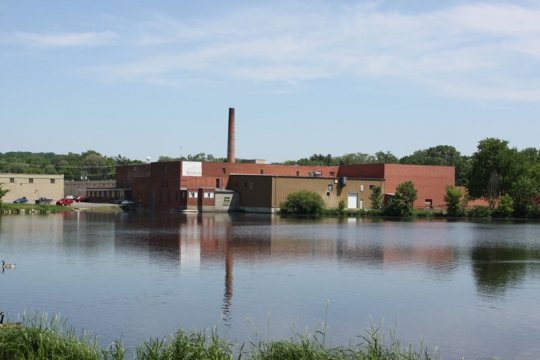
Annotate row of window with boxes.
[8,178,55,184]
[188,192,215,198]
[327,184,376,191]
[87,190,121,197]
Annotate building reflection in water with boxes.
[110,214,465,325]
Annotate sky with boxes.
[1,1,539,163]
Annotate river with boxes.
[1,212,540,359]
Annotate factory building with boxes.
[115,108,455,213]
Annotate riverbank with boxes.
[0,203,124,214]
[0,312,445,360]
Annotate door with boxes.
[347,193,358,209]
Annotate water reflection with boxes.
[470,222,540,299]
[2,214,540,359]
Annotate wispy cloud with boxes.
[78,3,540,100]
[5,30,118,47]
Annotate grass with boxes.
[1,203,73,214]
[0,311,457,360]
[1,203,123,214]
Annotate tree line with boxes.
[0,151,144,181]
[0,144,470,184]
[1,138,539,217]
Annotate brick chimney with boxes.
[227,108,235,163]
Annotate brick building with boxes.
[114,108,455,213]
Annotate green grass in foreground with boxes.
[0,311,455,360]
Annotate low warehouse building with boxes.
[228,174,384,213]
[0,173,64,203]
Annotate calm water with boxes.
[1,212,540,359]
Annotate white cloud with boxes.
[78,2,540,101]
[8,30,118,47]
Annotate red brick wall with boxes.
[338,163,454,209]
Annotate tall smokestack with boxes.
[227,108,235,163]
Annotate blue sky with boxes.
[1,1,539,163]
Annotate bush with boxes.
[385,181,418,217]
[496,194,514,218]
[466,206,494,218]
[444,185,464,216]
[280,191,325,215]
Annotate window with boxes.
[216,179,220,188]
[296,171,299,176]
[9,178,14,183]
[360,185,364,192]
[164,165,167,174]
[29,178,34,184]
[50,179,55,184]
[260,169,264,174]
[369,185,376,190]
[134,166,137,171]
[328,184,333,191]
[205,192,215,198]
[189,192,198,198]
[222,168,226,174]
[330,172,335,176]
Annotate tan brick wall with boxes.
[0,173,64,203]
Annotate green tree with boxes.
[24,167,45,174]
[399,145,469,186]
[467,138,525,207]
[385,181,418,216]
[369,185,384,210]
[336,152,375,165]
[44,165,57,174]
[444,185,464,216]
[375,151,398,164]
[279,190,325,214]
[497,194,514,218]
[0,182,9,208]
[509,176,539,218]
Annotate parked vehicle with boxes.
[121,200,134,205]
[75,196,90,202]
[13,197,28,204]
[35,197,53,204]
[56,198,74,206]
[66,195,75,200]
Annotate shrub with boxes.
[385,181,417,217]
[369,185,384,210]
[338,199,346,211]
[444,185,464,216]
[496,194,514,218]
[466,206,494,218]
[280,191,325,215]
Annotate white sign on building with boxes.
[182,161,202,176]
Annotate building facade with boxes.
[338,163,455,210]
[0,173,64,203]
[115,161,454,213]
[228,174,384,213]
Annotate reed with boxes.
[0,311,479,360]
